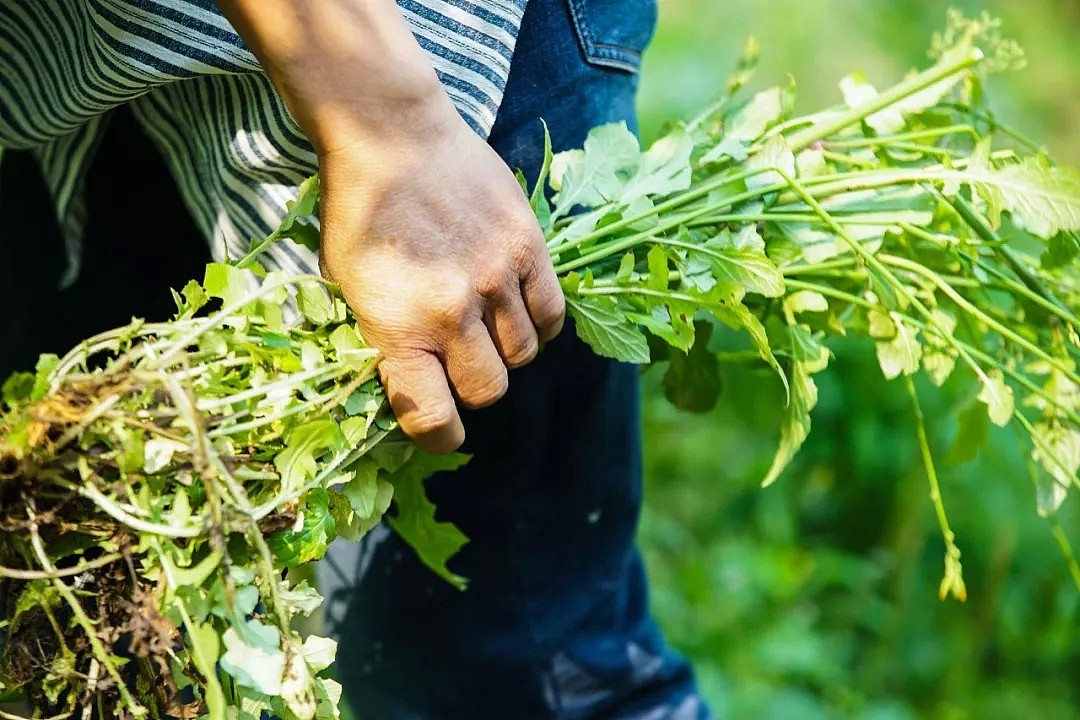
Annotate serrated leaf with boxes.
[386,451,471,589]
[763,360,819,487]
[267,489,337,567]
[566,296,651,364]
[969,157,1080,238]
[620,127,694,203]
[551,122,641,218]
[275,419,347,492]
[700,231,786,298]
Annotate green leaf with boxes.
[784,290,829,315]
[186,620,226,720]
[662,322,723,413]
[1042,231,1080,269]
[315,678,344,720]
[301,635,338,673]
[746,134,796,191]
[839,69,964,135]
[341,459,380,518]
[1,371,34,408]
[532,120,554,232]
[978,369,1015,427]
[220,620,285,695]
[763,360,819,487]
[275,419,347,492]
[204,263,252,307]
[620,127,694,203]
[268,489,337,567]
[646,245,670,291]
[143,438,187,474]
[278,580,324,618]
[1030,420,1079,513]
[700,230,786,298]
[276,175,322,252]
[877,318,922,380]
[297,283,335,326]
[550,122,641,218]
[969,157,1080,239]
[946,399,991,465]
[30,354,59,402]
[726,86,784,142]
[386,451,471,589]
[566,295,651,364]
[628,303,695,353]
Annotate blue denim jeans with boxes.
[319,0,710,718]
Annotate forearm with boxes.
[213,0,458,155]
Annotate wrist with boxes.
[304,79,461,159]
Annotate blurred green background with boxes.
[634,2,1080,719]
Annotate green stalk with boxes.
[905,375,966,602]
[784,279,1080,427]
[823,124,981,149]
[785,46,984,153]
[1050,516,1080,591]
[547,168,765,257]
[880,254,1080,387]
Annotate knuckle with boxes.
[504,336,539,368]
[509,230,544,272]
[405,403,457,437]
[532,290,566,330]
[432,285,475,331]
[460,369,509,409]
[474,257,513,300]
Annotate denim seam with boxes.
[565,0,643,74]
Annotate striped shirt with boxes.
[0,0,527,284]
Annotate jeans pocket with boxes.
[566,0,658,74]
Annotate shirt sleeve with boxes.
[0,1,263,284]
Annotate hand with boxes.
[212,0,565,453]
[318,105,565,453]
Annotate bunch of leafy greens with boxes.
[1,11,1078,720]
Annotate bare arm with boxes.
[214,0,565,453]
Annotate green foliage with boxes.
[2,11,1079,720]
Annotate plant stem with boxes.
[786,47,983,152]
[904,375,966,602]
